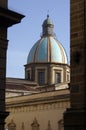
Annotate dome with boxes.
[27,36,68,64]
[27,15,68,64]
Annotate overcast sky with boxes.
[7,0,70,78]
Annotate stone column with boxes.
[64,0,86,129]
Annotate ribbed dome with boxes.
[27,36,68,64]
[27,16,68,64]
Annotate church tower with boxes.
[25,15,70,87]
[0,1,24,129]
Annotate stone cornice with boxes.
[6,89,70,108]
[0,6,25,27]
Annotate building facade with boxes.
[6,89,70,130]
[5,16,70,130]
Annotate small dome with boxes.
[27,16,68,64]
[27,36,68,64]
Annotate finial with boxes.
[47,10,49,18]
[47,14,49,18]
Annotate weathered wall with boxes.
[70,0,86,108]
[5,90,70,130]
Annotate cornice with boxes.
[6,89,70,108]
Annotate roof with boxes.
[27,36,68,64]
[6,77,38,92]
[27,15,68,64]
[6,77,37,86]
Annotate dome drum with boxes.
[25,62,70,86]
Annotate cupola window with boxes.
[55,72,61,84]
[38,70,45,85]
[28,71,30,80]
[27,70,31,80]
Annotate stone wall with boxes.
[70,0,86,108]
[5,90,70,130]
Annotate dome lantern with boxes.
[42,15,54,37]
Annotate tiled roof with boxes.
[6,78,38,92]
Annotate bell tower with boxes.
[64,0,86,129]
[0,0,24,130]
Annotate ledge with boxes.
[0,6,25,27]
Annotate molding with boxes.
[6,101,70,113]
